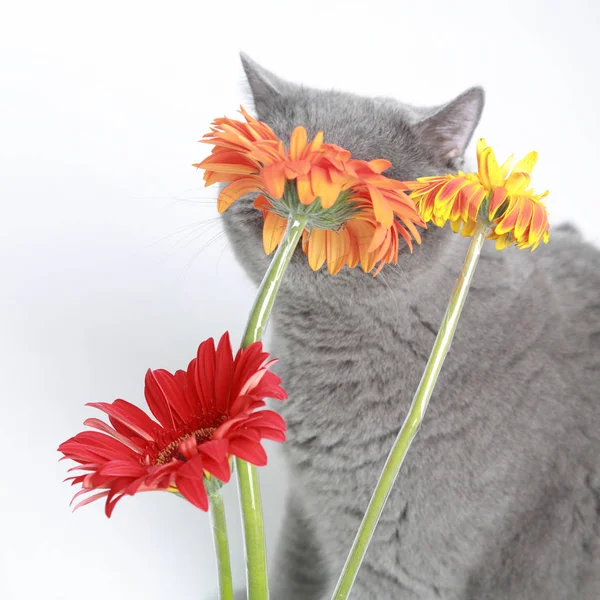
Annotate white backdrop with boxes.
[1,1,599,598]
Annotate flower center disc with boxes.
[154,427,217,465]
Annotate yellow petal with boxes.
[476,138,487,159]
[477,146,493,190]
[499,154,515,179]
[504,171,530,195]
[485,147,503,188]
[513,151,538,175]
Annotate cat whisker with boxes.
[172,219,223,251]
[185,230,228,270]
[377,271,401,324]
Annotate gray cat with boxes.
[222,54,600,599]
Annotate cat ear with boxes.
[415,87,485,168]
[240,53,293,116]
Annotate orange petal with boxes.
[368,185,394,228]
[218,178,261,213]
[395,222,413,253]
[290,126,308,160]
[297,175,317,205]
[203,171,239,186]
[311,167,341,209]
[260,162,287,199]
[253,194,270,211]
[198,162,258,175]
[306,229,327,271]
[305,131,324,155]
[367,225,388,253]
[368,159,392,173]
[326,230,350,275]
[284,159,311,178]
[262,211,287,254]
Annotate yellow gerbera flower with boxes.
[405,139,550,250]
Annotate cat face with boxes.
[220,54,485,293]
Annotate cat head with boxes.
[221,54,484,296]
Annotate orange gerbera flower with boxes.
[405,139,549,250]
[194,108,425,275]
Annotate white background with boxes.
[1,1,598,598]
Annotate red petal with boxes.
[227,438,268,466]
[241,410,286,431]
[88,400,159,442]
[259,428,286,443]
[198,439,230,482]
[144,369,180,429]
[72,490,110,512]
[99,459,148,478]
[192,337,217,414]
[59,431,136,462]
[251,370,287,401]
[83,418,143,453]
[176,456,209,511]
[214,332,234,414]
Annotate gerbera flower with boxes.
[59,333,287,516]
[194,108,425,275]
[405,139,549,250]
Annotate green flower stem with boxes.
[241,215,309,348]
[237,215,308,600]
[331,222,491,600]
[208,487,234,600]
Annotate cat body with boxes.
[223,55,600,599]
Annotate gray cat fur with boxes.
[221,54,600,599]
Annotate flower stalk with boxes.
[208,484,234,600]
[331,222,491,600]
[237,215,308,600]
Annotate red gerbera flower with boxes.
[59,333,287,516]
